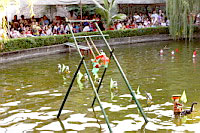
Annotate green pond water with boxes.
[1,40,200,132]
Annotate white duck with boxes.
[112,81,118,89]
[171,50,175,56]
[65,66,70,74]
[58,64,62,73]
[84,73,89,81]
[135,86,146,100]
[160,49,164,56]
[145,91,153,105]
[58,64,71,74]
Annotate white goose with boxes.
[84,73,89,81]
[58,64,71,74]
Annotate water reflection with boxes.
[58,118,66,132]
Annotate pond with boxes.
[0,40,200,132]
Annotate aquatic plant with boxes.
[166,0,200,40]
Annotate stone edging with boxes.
[0,34,172,64]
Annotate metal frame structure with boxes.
[57,19,148,133]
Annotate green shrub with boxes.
[0,27,170,52]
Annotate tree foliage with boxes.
[66,5,97,17]
[92,0,126,29]
[166,0,200,40]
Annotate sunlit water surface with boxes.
[1,40,200,132]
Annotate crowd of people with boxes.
[0,9,200,40]
[114,10,169,30]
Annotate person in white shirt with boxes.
[151,10,159,24]
[83,25,91,32]
[10,28,20,38]
[138,23,144,28]
[65,24,73,34]
[196,13,200,24]
[46,27,53,36]
[116,21,122,30]
[161,20,167,26]
[166,19,170,26]
[133,12,141,23]
[143,18,150,27]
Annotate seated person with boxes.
[25,26,33,37]
[10,28,21,38]
[83,24,91,32]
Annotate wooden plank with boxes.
[64,43,90,50]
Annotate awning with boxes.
[33,0,166,6]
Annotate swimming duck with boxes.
[84,73,89,81]
[58,64,70,73]
[64,65,71,74]
[160,49,164,56]
[193,50,197,58]
[145,91,153,105]
[58,64,62,73]
[171,50,175,56]
[112,81,118,89]
[181,102,197,115]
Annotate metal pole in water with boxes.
[66,23,112,132]
[57,57,84,118]
[91,49,114,107]
[94,22,148,123]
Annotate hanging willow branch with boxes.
[27,0,35,17]
[166,0,200,40]
[0,0,10,46]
